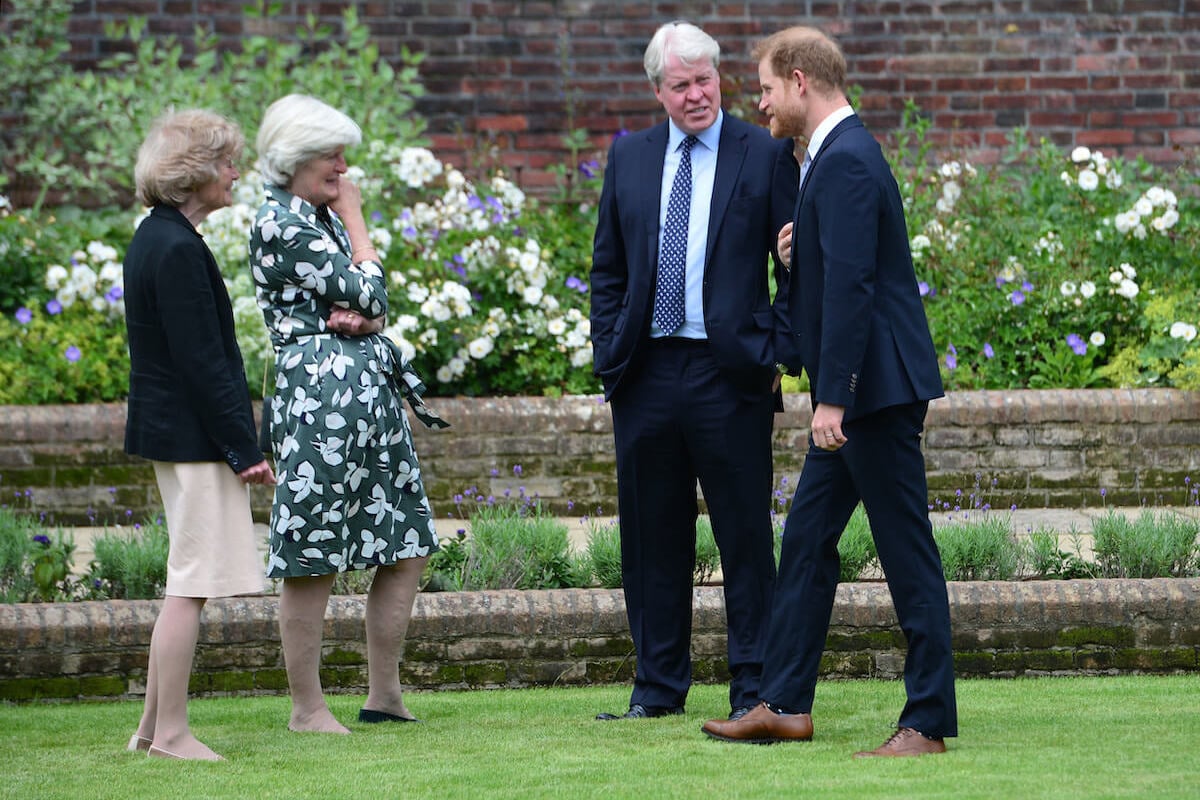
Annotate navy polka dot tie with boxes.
[654,135,697,335]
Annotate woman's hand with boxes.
[327,174,364,220]
[238,460,276,485]
[328,307,385,336]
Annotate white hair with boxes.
[255,94,362,186]
[643,21,720,87]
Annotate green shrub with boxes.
[694,518,721,585]
[0,508,77,602]
[1091,510,1200,578]
[1022,528,1096,580]
[838,505,878,582]
[461,504,583,591]
[583,519,622,589]
[935,515,1022,581]
[83,519,169,600]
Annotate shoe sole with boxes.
[702,729,811,745]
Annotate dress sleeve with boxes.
[251,204,389,319]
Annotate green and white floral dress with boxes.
[250,185,447,578]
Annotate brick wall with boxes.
[22,1,1200,192]
[2,579,1197,702]
[1,389,1197,525]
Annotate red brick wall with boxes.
[44,1,1200,190]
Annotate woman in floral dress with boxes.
[251,94,446,734]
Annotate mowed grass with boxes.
[2,676,1198,799]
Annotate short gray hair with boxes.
[134,109,243,207]
[643,21,720,87]
[255,94,362,186]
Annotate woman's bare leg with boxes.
[279,574,349,734]
[142,595,222,760]
[362,557,428,718]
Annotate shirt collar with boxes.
[804,104,855,160]
[667,109,723,154]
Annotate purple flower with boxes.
[46,299,63,315]
[995,275,1008,287]
[1066,333,1087,356]
[579,160,600,179]
[1009,290,1025,306]
[983,342,995,359]
[918,281,930,297]
[371,210,383,222]
[32,534,51,546]
[467,194,484,211]
[1021,280,1034,292]
[945,352,957,370]
[513,464,523,477]
[64,345,81,363]
[15,307,32,324]
[565,275,589,293]
[105,286,124,302]
[613,129,630,140]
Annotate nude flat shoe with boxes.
[126,734,152,753]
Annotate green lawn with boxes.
[2,676,1198,799]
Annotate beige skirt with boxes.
[152,461,266,598]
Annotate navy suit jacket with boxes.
[123,204,263,472]
[590,115,798,400]
[779,116,943,420]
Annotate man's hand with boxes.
[777,221,794,270]
[237,460,276,486]
[328,307,385,336]
[810,403,847,451]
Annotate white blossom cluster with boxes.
[0,195,11,216]
[933,159,976,214]
[1108,261,1140,300]
[1061,146,1123,192]
[44,240,125,314]
[1169,321,1198,342]
[911,217,965,257]
[1113,185,1179,239]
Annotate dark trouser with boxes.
[610,338,777,710]
[759,401,958,738]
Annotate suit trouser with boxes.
[759,401,958,738]
[610,338,777,710]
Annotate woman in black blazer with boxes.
[122,109,275,761]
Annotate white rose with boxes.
[1080,281,1096,298]
[467,336,494,359]
[1089,331,1106,347]
[1077,169,1099,191]
[1070,146,1091,163]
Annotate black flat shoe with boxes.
[728,706,754,721]
[358,708,421,723]
[596,703,685,720]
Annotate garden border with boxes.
[2,389,1199,525]
[2,578,1198,703]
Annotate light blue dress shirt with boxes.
[650,111,723,339]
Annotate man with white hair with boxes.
[590,21,798,722]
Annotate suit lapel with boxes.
[794,115,862,214]
[638,124,669,272]
[706,119,746,266]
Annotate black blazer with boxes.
[123,204,262,472]
[780,115,944,420]
[590,115,798,399]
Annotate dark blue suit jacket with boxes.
[779,116,943,420]
[590,115,798,399]
[123,204,263,472]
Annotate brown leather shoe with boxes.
[853,727,946,758]
[701,702,813,744]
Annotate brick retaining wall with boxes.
[2,579,1197,703]
[1,390,1198,525]
[21,0,1198,200]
